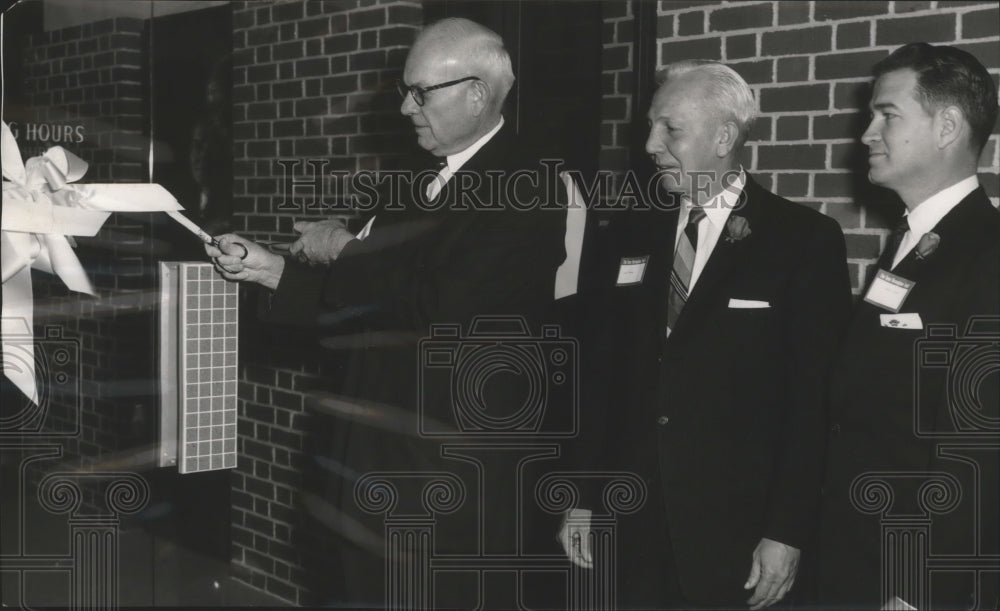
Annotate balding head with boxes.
[400,19,514,156]
[410,18,514,112]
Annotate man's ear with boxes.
[716,121,739,158]
[936,105,965,150]
[468,80,490,116]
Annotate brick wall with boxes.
[638,0,1000,292]
[228,0,422,603]
[20,17,155,485]
[231,0,422,239]
[600,0,636,189]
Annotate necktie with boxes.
[882,216,910,270]
[425,159,450,201]
[666,205,706,336]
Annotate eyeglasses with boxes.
[395,76,480,107]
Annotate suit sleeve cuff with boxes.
[263,261,327,325]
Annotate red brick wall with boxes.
[228,0,422,603]
[603,0,1000,292]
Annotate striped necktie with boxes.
[666,205,706,336]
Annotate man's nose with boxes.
[861,119,879,146]
[400,91,418,116]
[645,131,662,156]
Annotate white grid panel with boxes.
[177,263,238,474]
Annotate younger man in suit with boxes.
[560,60,851,609]
[819,42,1000,610]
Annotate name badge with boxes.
[864,269,915,313]
[879,313,923,329]
[616,256,649,286]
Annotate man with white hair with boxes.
[286,16,521,263]
[560,60,851,609]
[208,18,566,608]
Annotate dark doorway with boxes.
[152,3,234,244]
[146,0,233,576]
[423,0,603,181]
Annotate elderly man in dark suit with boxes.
[207,18,566,608]
[819,43,1000,610]
[559,60,852,609]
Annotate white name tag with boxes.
[864,269,915,313]
[880,313,922,329]
[616,256,649,286]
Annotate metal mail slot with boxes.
[159,262,238,473]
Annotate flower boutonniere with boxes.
[724,215,751,243]
[914,231,940,261]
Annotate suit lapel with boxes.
[887,187,995,300]
[434,123,512,208]
[853,187,996,328]
[665,177,761,344]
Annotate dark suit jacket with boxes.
[576,175,852,605]
[819,187,1000,609]
[264,123,567,602]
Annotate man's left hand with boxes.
[744,537,800,610]
[289,219,354,265]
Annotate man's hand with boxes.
[744,537,800,610]
[557,508,594,569]
[289,219,354,265]
[206,234,285,290]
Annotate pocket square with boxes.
[728,298,770,309]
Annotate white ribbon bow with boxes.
[1,120,182,405]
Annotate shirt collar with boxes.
[905,175,978,236]
[445,116,504,173]
[686,168,746,229]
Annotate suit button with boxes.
[830,423,841,434]
[657,416,669,425]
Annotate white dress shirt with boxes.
[674,170,746,291]
[356,117,506,241]
[425,116,505,201]
[891,175,978,269]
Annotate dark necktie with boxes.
[425,159,449,200]
[882,216,910,270]
[666,205,706,336]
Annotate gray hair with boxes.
[657,60,757,147]
[416,18,515,110]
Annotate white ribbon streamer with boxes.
[1,120,182,405]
